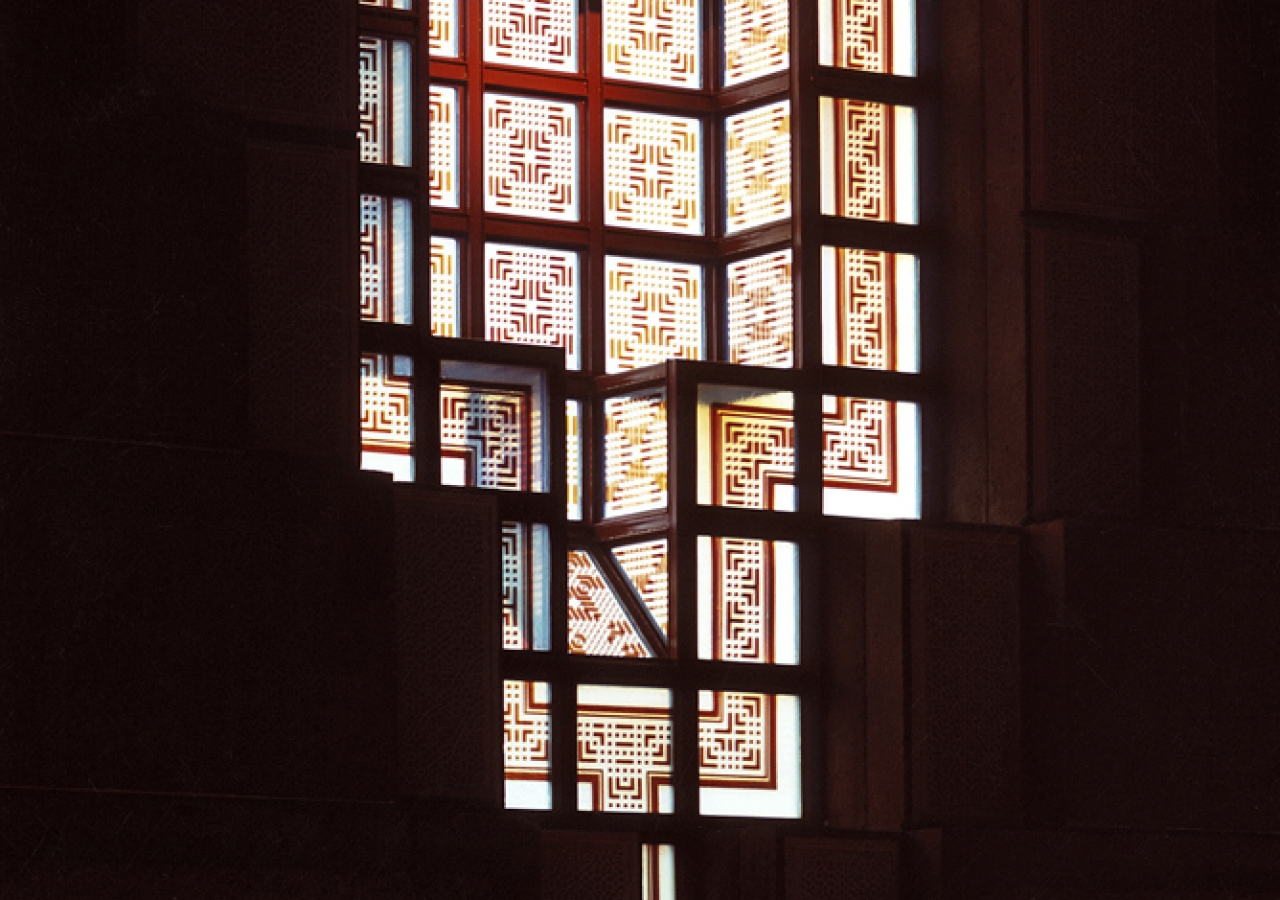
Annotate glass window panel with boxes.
[484,0,578,72]
[362,0,414,8]
[568,549,655,658]
[605,108,703,235]
[440,382,532,491]
[603,389,669,518]
[505,680,552,810]
[819,99,918,224]
[484,93,579,221]
[429,85,460,208]
[604,0,700,88]
[817,0,916,76]
[697,537,798,665]
[484,242,581,369]
[699,691,801,818]
[360,353,414,481]
[359,37,412,166]
[429,0,459,57]
[577,685,673,814]
[613,539,671,640]
[823,396,920,519]
[820,247,919,372]
[360,195,413,324]
[725,249,794,367]
[725,101,792,234]
[430,236,460,337]
[502,522,551,651]
[698,386,795,511]
[723,0,790,86]
[566,400,583,520]
[605,256,703,373]
[642,844,677,900]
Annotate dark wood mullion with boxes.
[585,3,606,380]
[466,1,485,341]
[814,68,928,107]
[669,359,700,822]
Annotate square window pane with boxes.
[723,0,789,86]
[439,360,549,493]
[360,353,414,481]
[505,680,552,810]
[606,256,703,373]
[603,389,669,518]
[430,236,460,337]
[725,101,792,234]
[360,195,413,324]
[725,249,794,367]
[429,85,460,208]
[568,549,656,658]
[578,685,673,814]
[817,0,916,76]
[502,523,551,651]
[820,99,918,224]
[823,396,920,519]
[485,94,579,222]
[698,386,795,511]
[484,243,580,370]
[605,109,704,235]
[697,537,798,665]
[821,247,919,372]
[359,37,412,166]
[699,691,801,818]
[484,0,578,72]
[604,0,700,88]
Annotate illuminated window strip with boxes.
[603,390,669,518]
[360,353,414,482]
[723,0,790,86]
[484,243,581,369]
[604,0,701,88]
[430,236,459,337]
[360,195,413,325]
[504,680,552,810]
[605,256,703,373]
[605,108,704,235]
[484,0,578,72]
[358,37,411,166]
[484,93,579,222]
[429,85,460,209]
[613,539,671,638]
[726,249,794,368]
[429,0,459,57]
[725,100,792,234]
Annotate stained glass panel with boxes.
[428,0,459,57]
[603,390,668,518]
[823,396,919,519]
[485,243,580,369]
[568,550,654,658]
[605,109,703,235]
[725,250,794,367]
[360,353,414,481]
[723,0,790,86]
[605,256,703,373]
[505,680,552,810]
[818,0,916,75]
[440,382,531,491]
[502,523,550,651]
[821,246,919,372]
[485,93,579,222]
[578,685,674,813]
[699,691,800,817]
[697,537,798,664]
[362,0,413,9]
[725,100,792,234]
[642,844,677,900]
[358,37,411,166]
[430,236,460,337]
[566,400,583,520]
[360,195,413,324]
[429,85,459,208]
[484,0,578,73]
[699,387,795,510]
[820,98,918,224]
[604,0,700,88]
[613,539,671,639]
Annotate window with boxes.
[357,0,928,889]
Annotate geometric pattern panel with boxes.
[568,549,653,658]
[612,538,671,639]
[429,85,459,207]
[822,395,895,490]
[440,381,531,491]
[834,248,894,369]
[485,242,580,369]
[712,404,795,509]
[502,522,531,649]
[835,0,891,72]
[605,256,703,373]
[360,353,413,456]
[428,0,460,57]
[726,249,794,367]
[724,0,790,86]
[360,194,413,324]
[604,0,701,88]
[578,685,673,813]
[605,109,703,234]
[603,390,668,518]
[725,100,792,233]
[484,0,578,72]
[711,537,773,663]
[833,98,891,221]
[698,691,775,787]
[484,93,579,222]
[359,37,411,166]
[430,235,460,337]
[504,680,552,809]
[567,400,583,519]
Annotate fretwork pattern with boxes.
[358,37,385,164]
[723,0,790,86]
[603,390,669,518]
[484,0,578,72]
[836,99,891,221]
[485,243,580,368]
[568,550,653,658]
[725,100,792,233]
[429,85,459,208]
[836,248,893,369]
[726,250,794,367]
[485,94,579,221]
[823,396,895,489]
[360,195,389,322]
[605,109,703,235]
[501,523,530,649]
[566,401,582,519]
[577,691,673,812]
[712,405,795,509]
[429,0,459,57]
[360,353,413,456]
[613,539,671,638]
[430,236,459,337]
[440,382,531,491]
[837,0,890,72]
[504,679,552,787]
[603,0,701,88]
[714,538,772,662]
[699,691,776,788]
[605,256,703,372]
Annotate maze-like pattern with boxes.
[360,354,413,455]
[485,243,579,368]
[568,550,652,658]
[712,405,795,509]
[837,0,890,72]
[360,195,413,324]
[714,538,772,662]
[358,38,385,164]
[605,109,702,234]
[613,539,670,638]
[823,396,896,489]
[566,401,582,519]
[440,382,530,491]
[724,0,790,86]
[606,256,702,372]
[836,99,891,221]
[603,0,700,87]
[603,390,668,517]
[429,0,459,57]
[484,0,578,72]
[725,100,792,233]
[836,248,893,369]
[699,691,775,788]
[726,250,794,367]
[485,93,578,221]
[502,523,529,649]
[430,236,459,337]
[578,691,672,812]
[504,680,552,788]
[429,85,459,207]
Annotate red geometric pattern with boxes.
[440,382,530,491]
[429,85,459,208]
[485,93,578,221]
[358,37,386,164]
[835,248,894,369]
[711,404,795,510]
[502,523,530,650]
[713,538,772,662]
[360,353,413,456]
[723,0,790,86]
[428,0,459,57]
[603,390,668,517]
[504,679,552,787]
[359,194,389,322]
[605,108,703,235]
[725,249,794,367]
[568,550,653,658]
[566,401,582,519]
[823,396,896,490]
[835,99,892,221]
[699,691,776,788]
[484,0,578,73]
[836,0,891,72]
[725,100,792,233]
[485,243,580,369]
[577,688,673,813]
[605,256,703,372]
[430,236,459,337]
[612,539,671,638]
[603,0,701,88]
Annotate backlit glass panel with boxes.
[440,382,531,491]
[505,680,552,810]
[605,256,703,373]
[359,37,411,166]
[818,0,915,75]
[429,0,459,57]
[723,0,790,86]
[360,353,414,481]
[603,390,669,518]
[484,0,578,73]
[360,195,413,324]
[485,243,580,369]
[725,101,792,234]
[726,250,794,367]
[699,387,795,511]
[820,98,918,224]
[429,85,459,208]
[568,550,654,658]
[697,537,798,664]
[566,400,583,520]
[605,109,703,235]
[613,539,671,639]
[484,94,579,222]
[430,236,460,337]
[699,691,801,817]
[604,0,700,88]
[823,396,920,519]
[821,247,919,372]
[502,523,550,651]
[642,844,677,900]
[578,685,674,813]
